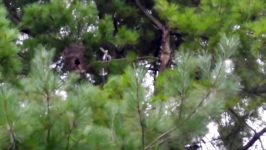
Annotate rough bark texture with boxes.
[159,27,172,72]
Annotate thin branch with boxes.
[144,127,176,150]
[66,124,74,150]
[245,121,257,133]
[178,92,185,119]
[45,92,51,145]
[202,137,217,150]
[186,90,211,119]
[138,102,145,150]
[239,127,266,150]
[90,56,158,66]
[135,73,145,150]
[229,108,265,149]
[3,98,19,150]
[65,111,77,149]
[258,138,265,150]
[134,0,164,30]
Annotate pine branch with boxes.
[2,95,19,150]
[186,60,224,119]
[44,92,51,145]
[144,127,176,150]
[178,92,185,119]
[145,53,223,149]
[137,102,145,150]
[135,73,145,150]
[65,114,76,149]
[186,90,212,119]
[66,124,74,150]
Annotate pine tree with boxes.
[1,0,266,149]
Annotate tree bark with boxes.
[134,0,172,72]
[159,27,172,72]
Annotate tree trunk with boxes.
[159,27,172,72]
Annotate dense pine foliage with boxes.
[0,0,266,149]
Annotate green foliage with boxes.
[97,15,115,43]
[22,1,71,34]
[155,0,266,51]
[114,26,140,47]
[247,19,266,36]
[152,35,241,148]
[21,0,98,36]
[1,34,241,149]
[1,0,266,149]
[0,6,21,80]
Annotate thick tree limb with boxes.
[134,0,172,72]
[239,127,266,150]
[159,27,172,72]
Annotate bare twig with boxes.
[239,127,266,150]
[258,138,265,150]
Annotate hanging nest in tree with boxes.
[62,42,89,74]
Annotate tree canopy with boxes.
[0,0,266,149]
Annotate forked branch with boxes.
[239,127,266,150]
[134,0,164,30]
[134,0,172,72]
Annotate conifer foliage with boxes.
[1,0,266,149]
